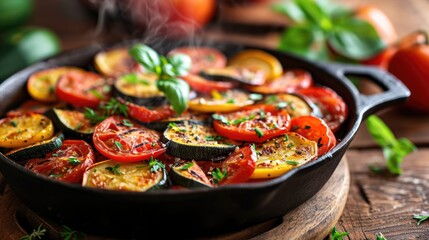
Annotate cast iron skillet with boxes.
[0,40,409,238]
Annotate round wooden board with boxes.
[0,158,349,240]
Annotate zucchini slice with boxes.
[170,160,212,188]
[48,108,95,139]
[114,73,167,107]
[143,111,210,132]
[6,132,64,161]
[163,122,239,161]
[250,132,318,179]
[83,159,168,192]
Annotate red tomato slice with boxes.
[245,69,313,94]
[126,101,175,123]
[220,145,257,184]
[291,116,336,156]
[298,86,348,132]
[168,47,227,74]
[55,70,111,108]
[25,140,95,183]
[93,116,166,162]
[213,105,291,143]
[182,74,237,93]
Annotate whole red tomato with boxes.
[127,0,216,36]
[388,43,429,113]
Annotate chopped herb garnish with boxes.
[231,114,256,125]
[226,99,235,104]
[254,128,264,138]
[259,110,266,120]
[249,93,263,101]
[103,85,111,93]
[212,114,231,125]
[114,141,123,150]
[168,122,186,132]
[212,168,227,184]
[286,160,299,165]
[149,156,165,172]
[330,226,349,240]
[265,95,278,104]
[287,142,295,148]
[122,119,133,127]
[151,142,157,147]
[180,161,194,170]
[89,89,104,100]
[68,156,81,165]
[276,101,289,109]
[10,121,17,127]
[284,134,289,142]
[101,98,128,117]
[122,73,150,85]
[84,107,106,125]
[49,173,63,178]
[52,153,58,157]
[105,164,121,175]
[59,225,87,240]
[413,213,429,225]
[375,232,387,240]
[205,135,223,141]
[368,164,383,174]
[20,224,46,240]
[74,123,82,130]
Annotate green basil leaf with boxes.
[278,25,329,61]
[328,18,385,60]
[272,2,305,23]
[156,78,189,115]
[160,56,175,78]
[129,44,161,75]
[168,53,191,77]
[295,0,332,31]
[365,115,396,147]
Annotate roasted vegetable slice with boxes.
[142,111,210,132]
[250,133,318,179]
[170,160,212,188]
[188,89,254,113]
[27,67,83,103]
[263,93,322,118]
[163,122,239,161]
[228,49,283,80]
[6,132,64,161]
[114,73,167,107]
[200,67,266,85]
[0,113,54,148]
[245,69,313,94]
[48,108,95,139]
[83,159,168,191]
[94,47,141,77]
[25,140,95,183]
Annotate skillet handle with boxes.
[323,63,410,118]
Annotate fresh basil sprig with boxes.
[366,115,416,175]
[273,0,385,61]
[129,44,191,115]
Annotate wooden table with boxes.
[11,0,429,239]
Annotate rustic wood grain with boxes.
[337,149,429,240]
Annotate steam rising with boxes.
[93,0,209,49]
